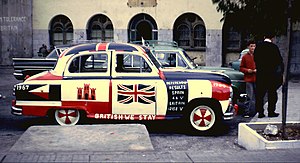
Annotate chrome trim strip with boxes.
[223,112,234,120]
[231,80,245,83]
[16,101,61,106]
[13,72,23,76]
[11,106,22,116]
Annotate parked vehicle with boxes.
[12,42,234,135]
[132,40,246,103]
[230,48,249,71]
[12,45,69,80]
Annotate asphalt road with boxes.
[0,66,253,154]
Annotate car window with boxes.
[69,53,108,73]
[116,54,152,73]
[153,51,187,68]
[154,52,174,67]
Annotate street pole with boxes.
[281,0,292,140]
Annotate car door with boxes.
[61,52,111,116]
[111,52,161,115]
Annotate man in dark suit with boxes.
[254,33,284,118]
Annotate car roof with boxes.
[60,42,145,58]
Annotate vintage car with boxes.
[13,45,69,80]
[132,40,246,104]
[12,42,234,135]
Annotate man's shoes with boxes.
[258,114,265,118]
[268,112,280,117]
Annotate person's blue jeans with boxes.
[244,82,256,115]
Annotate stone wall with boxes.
[186,51,206,66]
[32,29,48,57]
[205,29,222,66]
[0,0,32,66]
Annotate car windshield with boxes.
[182,51,197,69]
[142,47,163,69]
[46,49,59,59]
[46,47,68,59]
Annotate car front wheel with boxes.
[54,109,80,126]
[184,100,223,135]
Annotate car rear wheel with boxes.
[54,109,80,126]
[184,100,223,135]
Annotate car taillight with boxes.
[12,100,16,106]
[24,75,30,80]
[234,104,239,115]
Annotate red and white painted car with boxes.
[12,42,234,134]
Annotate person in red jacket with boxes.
[240,40,256,118]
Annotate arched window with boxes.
[194,24,206,47]
[222,14,256,53]
[128,14,158,42]
[177,24,189,46]
[50,15,73,45]
[173,13,206,50]
[87,14,114,41]
[223,26,242,51]
[222,16,252,65]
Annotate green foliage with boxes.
[211,0,300,38]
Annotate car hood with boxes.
[197,66,244,80]
[162,69,231,85]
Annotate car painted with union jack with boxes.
[12,42,235,135]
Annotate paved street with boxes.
[0,66,299,162]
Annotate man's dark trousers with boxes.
[255,73,282,115]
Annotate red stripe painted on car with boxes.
[29,71,62,81]
[96,43,108,51]
[22,106,50,116]
[61,101,111,114]
[210,81,230,101]
[59,48,72,58]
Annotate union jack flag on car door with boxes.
[117,84,156,104]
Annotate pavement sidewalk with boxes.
[251,79,300,123]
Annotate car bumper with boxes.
[13,72,25,80]
[11,100,22,115]
[223,102,236,120]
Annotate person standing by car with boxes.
[240,40,256,118]
[39,44,48,57]
[254,33,284,118]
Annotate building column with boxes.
[158,29,172,41]
[114,29,128,43]
[205,29,222,66]
[74,29,87,42]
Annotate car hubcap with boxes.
[55,109,80,126]
[190,106,215,131]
